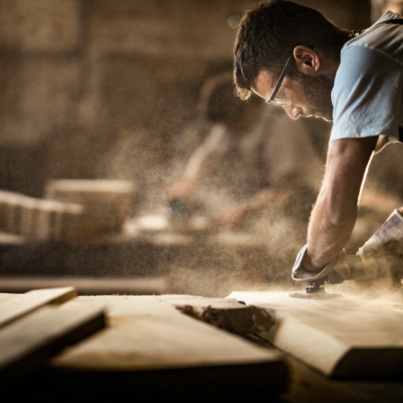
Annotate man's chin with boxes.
[319,111,333,121]
[301,110,332,121]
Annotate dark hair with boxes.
[234,0,344,100]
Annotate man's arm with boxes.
[302,136,378,272]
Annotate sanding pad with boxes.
[290,290,342,299]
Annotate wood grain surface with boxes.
[52,295,281,371]
[228,291,403,377]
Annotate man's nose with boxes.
[282,105,302,119]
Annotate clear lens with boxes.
[270,87,292,106]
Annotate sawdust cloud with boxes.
[97,73,403,298]
[94,72,330,297]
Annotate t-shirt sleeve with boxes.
[330,44,403,142]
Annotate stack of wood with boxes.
[0,180,135,242]
[0,190,92,242]
[45,180,135,232]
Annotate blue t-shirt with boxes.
[331,11,403,142]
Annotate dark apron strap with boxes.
[381,18,403,25]
[382,18,403,142]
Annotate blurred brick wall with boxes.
[0,0,370,205]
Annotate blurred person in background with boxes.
[167,72,329,283]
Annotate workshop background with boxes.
[4,3,403,402]
[0,0,371,204]
[1,0,402,296]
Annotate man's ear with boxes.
[293,45,321,75]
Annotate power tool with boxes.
[290,255,371,299]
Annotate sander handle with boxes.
[345,255,372,281]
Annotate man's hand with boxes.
[303,136,378,272]
[292,245,350,281]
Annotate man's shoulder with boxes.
[331,24,403,142]
[341,11,403,65]
[334,44,396,92]
[339,43,398,74]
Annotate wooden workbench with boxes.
[3,291,403,401]
[0,292,287,402]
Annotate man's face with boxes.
[251,69,334,121]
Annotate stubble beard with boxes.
[295,72,334,121]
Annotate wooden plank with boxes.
[0,193,8,230]
[0,189,97,242]
[0,294,287,396]
[126,214,210,235]
[0,295,286,399]
[228,291,403,378]
[48,295,287,399]
[0,278,167,295]
[52,296,284,374]
[45,180,135,232]
[20,197,41,238]
[0,287,76,329]
[4,194,25,234]
[273,346,403,403]
[0,304,106,385]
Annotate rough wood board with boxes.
[0,304,106,385]
[0,287,76,329]
[158,295,273,334]
[52,296,283,373]
[228,291,403,377]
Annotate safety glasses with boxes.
[265,54,293,107]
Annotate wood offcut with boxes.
[0,287,76,329]
[0,304,106,385]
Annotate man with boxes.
[233,0,403,282]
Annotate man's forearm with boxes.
[302,137,378,272]
[303,189,357,271]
